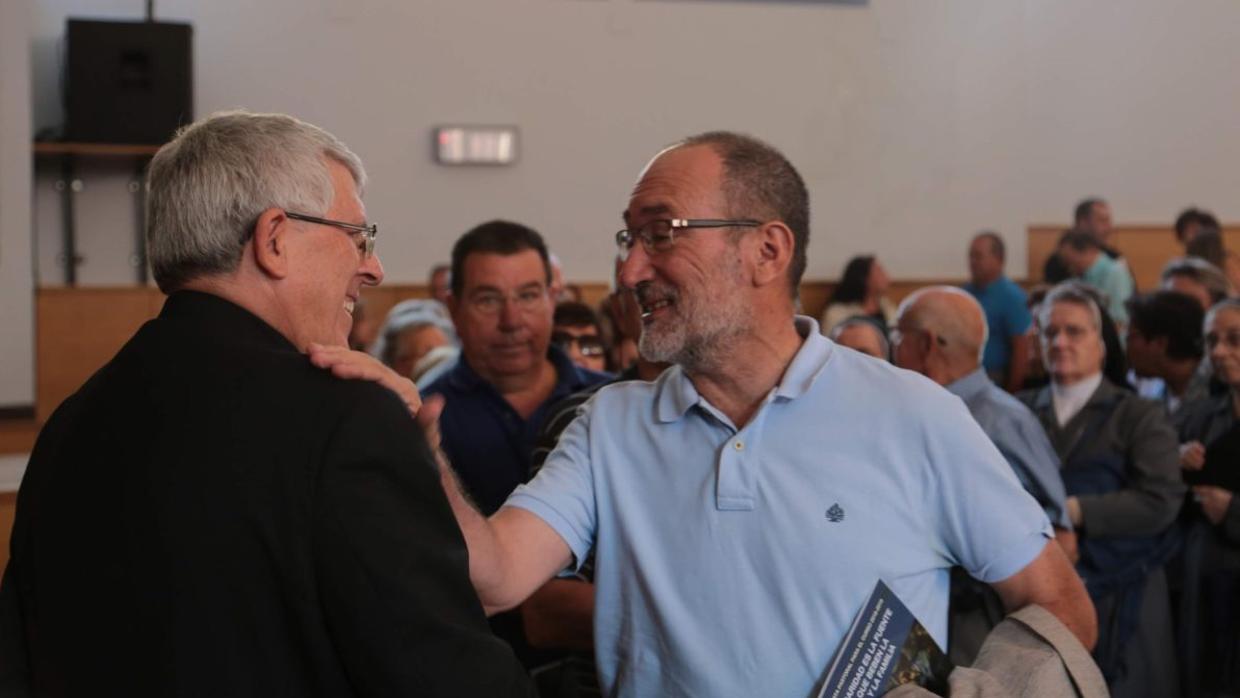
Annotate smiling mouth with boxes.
[640,298,673,320]
[344,298,356,315]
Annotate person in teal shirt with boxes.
[964,232,1032,391]
[1057,229,1135,328]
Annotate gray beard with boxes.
[639,295,750,371]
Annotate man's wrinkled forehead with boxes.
[622,143,720,225]
[622,203,671,227]
[632,142,683,186]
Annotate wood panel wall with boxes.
[1027,225,1240,290]
[0,493,13,571]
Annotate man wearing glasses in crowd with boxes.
[424,220,610,518]
[0,111,533,695]
[551,301,609,373]
[424,131,1099,696]
[421,220,609,668]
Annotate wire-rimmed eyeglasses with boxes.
[614,218,761,261]
[286,211,378,259]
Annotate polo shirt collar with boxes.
[946,367,991,402]
[653,315,834,423]
[773,316,834,401]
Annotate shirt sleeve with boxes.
[1006,412,1072,530]
[505,400,598,573]
[922,394,1053,583]
[1006,285,1032,336]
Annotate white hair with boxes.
[1038,281,1103,332]
[1205,298,1240,332]
[145,110,366,292]
[828,316,890,358]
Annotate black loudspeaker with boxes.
[65,19,193,145]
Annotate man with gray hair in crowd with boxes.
[1160,255,1232,311]
[0,111,531,696]
[828,316,890,360]
[891,286,1073,663]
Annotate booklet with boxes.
[816,580,953,698]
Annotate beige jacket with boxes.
[888,605,1108,698]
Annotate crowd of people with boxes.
[819,202,1240,698]
[3,108,1237,698]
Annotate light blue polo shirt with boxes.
[506,317,1052,697]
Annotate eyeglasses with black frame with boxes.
[552,331,606,358]
[285,211,379,259]
[615,218,762,261]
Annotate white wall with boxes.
[1,0,35,409]
[27,0,1240,289]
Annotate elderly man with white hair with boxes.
[370,298,460,385]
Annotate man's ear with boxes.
[252,208,292,280]
[751,221,795,288]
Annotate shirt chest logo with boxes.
[825,503,846,523]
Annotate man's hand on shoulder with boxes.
[307,343,421,416]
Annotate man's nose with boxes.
[498,296,523,328]
[618,244,653,291]
[361,253,384,286]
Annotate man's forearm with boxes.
[992,540,1098,651]
[437,460,512,611]
[436,456,574,614]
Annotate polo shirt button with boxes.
[733,441,744,451]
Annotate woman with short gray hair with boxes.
[1018,281,1184,698]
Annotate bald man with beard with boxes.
[893,287,1076,663]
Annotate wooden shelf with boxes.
[33,141,162,157]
